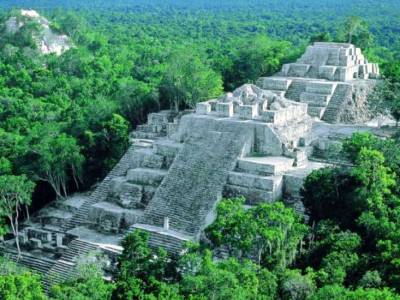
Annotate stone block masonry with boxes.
[142,127,253,238]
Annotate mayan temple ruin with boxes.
[0,42,382,289]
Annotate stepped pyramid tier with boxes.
[256,42,379,124]
[280,42,379,81]
[1,43,384,285]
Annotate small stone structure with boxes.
[0,43,383,287]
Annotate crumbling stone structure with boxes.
[0,43,382,288]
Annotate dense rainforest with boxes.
[1,0,400,299]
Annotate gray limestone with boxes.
[126,168,167,186]
[108,177,143,208]
[142,126,253,238]
[227,172,282,192]
[88,202,143,233]
[237,156,295,176]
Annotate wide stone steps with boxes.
[322,83,353,123]
[284,80,307,101]
[227,171,281,191]
[306,66,320,78]
[131,224,192,256]
[287,64,311,77]
[131,148,165,169]
[143,129,252,238]
[297,81,338,118]
[327,52,340,65]
[60,239,99,263]
[131,131,161,139]
[305,81,336,94]
[300,93,332,106]
[45,259,76,290]
[130,138,155,150]
[224,160,286,204]
[44,239,99,291]
[2,249,55,276]
[147,214,196,236]
[224,185,275,205]
[153,139,183,156]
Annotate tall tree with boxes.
[160,48,223,111]
[339,16,373,49]
[0,175,35,256]
[206,198,307,269]
[115,78,159,126]
[113,230,174,299]
[24,125,84,199]
[226,36,291,89]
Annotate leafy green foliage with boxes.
[301,168,357,226]
[279,269,316,300]
[310,284,400,300]
[337,16,373,49]
[160,48,223,111]
[23,129,84,198]
[50,252,114,300]
[301,132,400,293]
[0,175,35,254]
[113,230,176,299]
[206,197,307,269]
[180,250,277,300]
[0,257,46,300]
[224,36,292,90]
[0,2,399,298]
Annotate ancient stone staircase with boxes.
[1,248,54,276]
[259,77,340,119]
[256,43,380,123]
[299,81,337,118]
[139,129,252,239]
[61,145,137,231]
[45,260,75,291]
[59,239,99,262]
[131,224,192,256]
[44,239,99,291]
[322,83,353,123]
[282,79,307,102]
